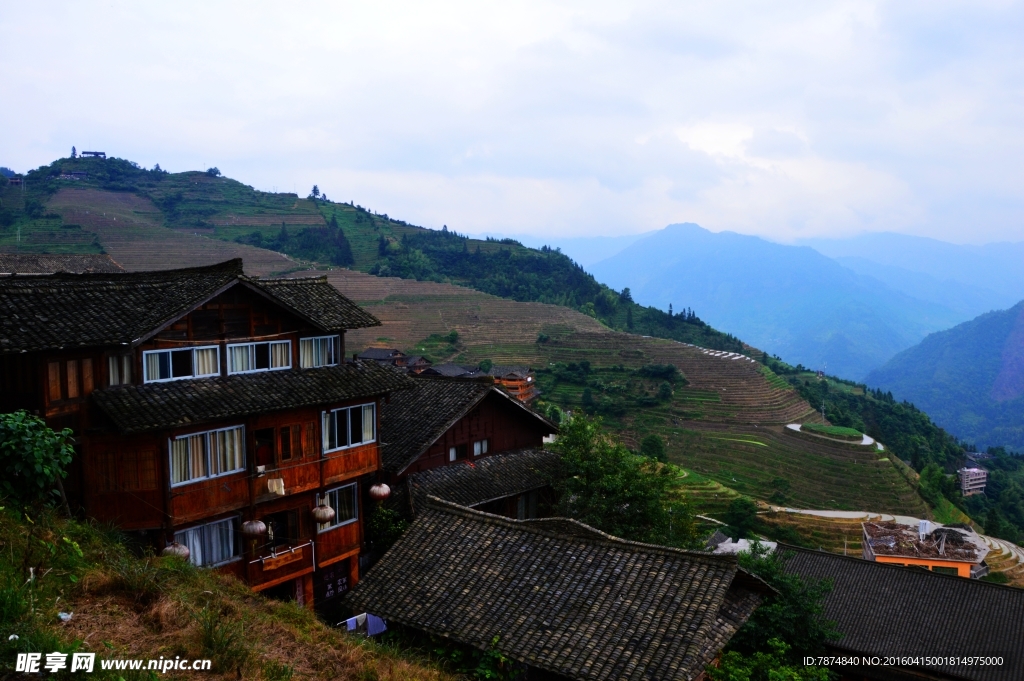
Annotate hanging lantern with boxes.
[369,483,391,501]
[311,503,336,524]
[161,541,190,560]
[241,519,267,537]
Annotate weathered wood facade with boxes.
[0,259,413,610]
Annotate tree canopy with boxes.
[549,414,697,547]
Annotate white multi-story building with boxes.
[958,467,988,496]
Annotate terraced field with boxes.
[46,188,300,276]
[666,426,930,517]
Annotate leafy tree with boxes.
[985,508,1005,539]
[0,411,74,510]
[310,185,320,199]
[550,415,697,547]
[730,543,841,663]
[581,388,594,408]
[206,167,221,177]
[478,359,493,373]
[658,381,673,400]
[640,434,667,463]
[723,497,758,540]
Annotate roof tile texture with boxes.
[783,545,1024,681]
[407,448,558,511]
[92,361,414,433]
[345,500,762,681]
[0,259,379,355]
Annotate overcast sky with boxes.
[2,2,1023,243]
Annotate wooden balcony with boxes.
[323,442,379,486]
[244,542,315,591]
[171,471,250,524]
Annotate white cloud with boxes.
[1,0,1022,243]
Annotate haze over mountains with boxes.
[581,224,1024,381]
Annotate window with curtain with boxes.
[108,355,133,386]
[174,517,238,567]
[321,403,376,453]
[143,346,220,383]
[317,484,358,532]
[473,439,489,456]
[169,426,244,486]
[299,336,338,368]
[226,341,291,374]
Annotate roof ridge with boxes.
[44,258,243,281]
[424,495,741,564]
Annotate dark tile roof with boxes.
[358,348,405,360]
[345,499,767,681]
[484,365,531,378]
[0,259,380,355]
[407,448,559,512]
[253,277,380,331]
[419,363,476,377]
[379,377,557,474]
[782,545,1024,680]
[0,254,124,274]
[92,361,414,434]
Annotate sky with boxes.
[2,1,1023,243]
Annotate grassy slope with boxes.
[0,508,446,680]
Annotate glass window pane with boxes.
[189,434,207,479]
[144,352,164,382]
[300,339,313,368]
[194,348,218,376]
[349,407,363,445]
[228,345,250,373]
[254,343,270,369]
[108,356,120,385]
[270,342,290,368]
[171,438,190,484]
[362,404,375,442]
[171,349,193,378]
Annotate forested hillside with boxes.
[866,301,1024,453]
[0,156,744,352]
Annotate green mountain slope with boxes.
[1,156,744,353]
[866,301,1024,452]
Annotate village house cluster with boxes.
[1,256,1022,681]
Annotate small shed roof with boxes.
[345,499,768,681]
[407,448,559,512]
[782,545,1024,681]
[92,361,413,433]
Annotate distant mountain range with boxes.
[581,224,1024,381]
[865,301,1024,452]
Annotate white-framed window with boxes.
[174,517,239,567]
[473,439,489,457]
[317,483,358,532]
[169,425,245,486]
[143,346,219,383]
[227,340,291,374]
[322,403,375,453]
[107,355,132,386]
[299,336,338,368]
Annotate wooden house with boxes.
[0,259,414,609]
[378,376,557,486]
